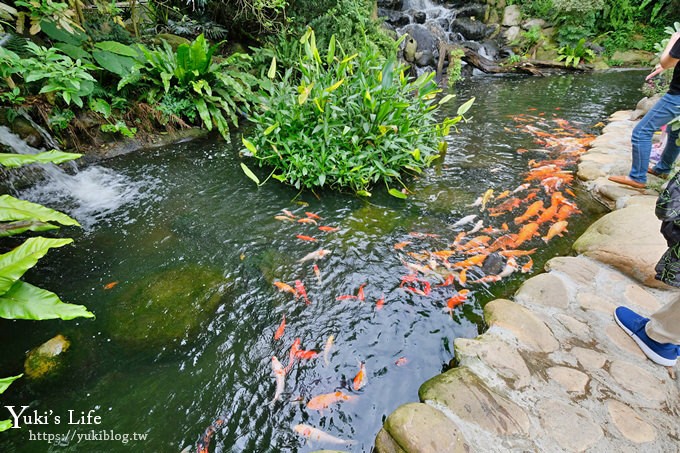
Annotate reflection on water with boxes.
[0,71,645,452]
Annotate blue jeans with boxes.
[630,93,680,182]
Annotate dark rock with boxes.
[380,9,410,27]
[482,252,505,275]
[7,117,43,149]
[413,11,426,24]
[456,3,488,19]
[450,18,494,41]
[377,0,403,10]
[416,49,435,67]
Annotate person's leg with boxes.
[646,295,680,344]
[653,122,680,175]
[632,94,680,182]
[614,306,679,366]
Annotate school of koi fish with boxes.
[190,112,595,451]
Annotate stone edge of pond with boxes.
[374,100,680,453]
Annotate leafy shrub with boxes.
[241,29,473,197]
[447,48,465,89]
[118,34,256,140]
[556,38,596,67]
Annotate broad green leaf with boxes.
[456,97,475,116]
[0,374,22,394]
[263,122,279,136]
[40,20,87,46]
[194,98,212,131]
[0,195,79,226]
[240,163,260,185]
[356,190,372,197]
[388,188,407,199]
[272,174,286,182]
[0,280,94,320]
[242,137,258,155]
[0,237,73,295]
[94,41,139,57]
[88,98,111,118]
[54,43,90,61]
[439,94,456,105]
[92,50,135,76]
[268,57,277,79]
[411,148,421,161]
[0,151,82,168]
[0,221,59,238]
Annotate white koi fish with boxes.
[467,219,484,234]
[293,424,355,445]
[270,356,285,404]
[323,335,334,367]
[451,214,477,228]
[298,249,332,263]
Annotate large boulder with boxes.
[502,5,521,26]
[377,0,403,9]
[106,265,231,349]
[401,24,446,67]
[450,18,494,41]
[24,334,71,380]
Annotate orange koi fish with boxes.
[565,188,576,197]
[436,274,455,287]
[274,314,286,340]
[196,415,227,453]
[514,222,540,246]
[446,289,470,310]
[495,190,510,200]
[285,338,301,373]
[395,357,408,366]
[306,391,354,410]
[458,235,491,251]
[459,268,467,286]
[555,204,580,221]
[394,241,412,250]
[296,349,318,360]
[520,257,534,274]
[353,362,367,391]
[297,218,317,225]
[274,281,297,296]
[295,280,310,305]
[376,295,385,310]
[453,254,486,269]
[542,221,568,242]
[313,264,322,284]
[296,234,317,242]
[318,225,339,232]
[514,201,544,224]
[356,283,366,302]
[487,234,517,253]
[305,212,322,220]
[103,281,118,290]
[293,424,355,446]
[499,248,537,257]
[298,249,331,263]
[535,203,559,224]
[488,197,522,216]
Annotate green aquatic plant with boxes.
[556,38,595,67]
[241,28,473,197]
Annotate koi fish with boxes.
[296,349,318,360]
[318,225,339,232]
[499,248,536,257]
[467,219,484,234]
[459,268,467,286]
[274,281,297,296]
[353,362,367,391]
[514,201,544,224]
[298,218,317,225]
[195,416,226,453]
[305,212,322,220]
[497,256,519,279]
[271,356,286,404]
[296,235,317,242]
[535,203,559,224]
[293,424,355,445]
[356,283,366,302]
[285,338,301,373]
[520,257,533,273]
[542,221,568,242]
[453,254,486,269]
[446,289,470,310]
[376,295,385,310]
[394,241,412,250]
[282,209,297,219]
[274,314,286,340]
[103,281,118,290]
[555,204,580,221]
[451,214,477,228]
[436,274,455,287]
[313,264,322,284]
[307,391,354,411]
[323,335,334,366]
[514,222,540,246]
[298,249,331,263]
[487,234,517,253]
[488,197,522,216]
[295,280,310,305]
[274,215,296,222]
[480,189,494,211]
[395,357,408,366]
[512,183,530,194]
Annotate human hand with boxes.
[646,63,664,81]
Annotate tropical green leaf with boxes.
[240,163,260,185]
[356,190,372,197]
[0,237,73,295]
[194,98,212,131]
[0,420,11,432]
[40,20,87,46]
[0,374,22,394]
[242,137,258,156]
[0,195,79,226]
[94,41,139,57]
[0,151,82,168]
[388,188,407,199]
[92,50,136,76]
[327,35,336,65]
[54,43,91,61]
[456,97,475,116]
[439,94,456,105]
[267,57,277,79]
[0,221,59,238]
[0,280,94,320]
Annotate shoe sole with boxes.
[614,312,677,366]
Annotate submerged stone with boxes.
[107,265,231,349]
[24,334,71,380]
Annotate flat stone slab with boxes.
[484,299,559,352]
[455,335,531,389]
[383,403,469,453]
[609,360,666,404]
[547,366,589,393]
[514,273,569,309]
[570,346,606,370]
[419,367,531,437]
[537,399,603,451]
[607,399,657,444]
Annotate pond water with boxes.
[0,70,646,452]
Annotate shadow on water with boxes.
[0,70,646,452]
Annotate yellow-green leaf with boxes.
[240,162,260,185]
[356,190,372,197]
[457,97,475,116]
[388,188,407,199]
[439,94,456,105]
[263,122,279,135]
[268,57,277,79]
[242,137,258,156]
[411,148,421,161]
[325,79,344,93]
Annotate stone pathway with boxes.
[374,102,680,452]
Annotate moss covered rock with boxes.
[24,334,71,380]
[107,265,231,349]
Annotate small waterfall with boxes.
[0,126,151,229]
[19,110,62,151]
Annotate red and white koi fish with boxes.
[376,295,385,310]
[353,362,367,391]
[282,209,297,219]
[520,257,533,274]
[446,289,470,310]
[298,249,331,263]
[395,357,408,366]
[295,280,310,305]
[285,338,301,373]
[313,264,322,284]
[195,415,226,453]
[293,424,355,445]
[274,314,286,340]
[271,356,286,404]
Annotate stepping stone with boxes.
[383,402,469,453]
[609,360,665,404]
[554,314,591,341]
[374,429,406,453]
[570,346,606,370]
[419,367,530,437]
[623,284,661,313]
[607,399,657,444]
[514,273,569,309]
[537,399,603,451]
[547,366,589,393]
[485,299,559,353]
[577,291,617,314]
[544,256,601,286]
[455,335,531,389]
[606,324,647,360]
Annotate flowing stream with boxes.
[0,70,646,452]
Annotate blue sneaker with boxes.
[614,306,679,366]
